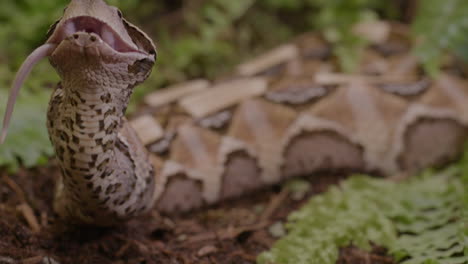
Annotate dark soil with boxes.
[0,161,395,264]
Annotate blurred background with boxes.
[0,0,467,171]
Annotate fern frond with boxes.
[258,168,467,264]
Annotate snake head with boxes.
[46,0,156,85]
[1,0,156,143]
[47,0,156,57]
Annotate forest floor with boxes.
[0,161,394,264]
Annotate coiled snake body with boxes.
[2,0,468,226]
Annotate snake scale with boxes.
[2,0,468,226]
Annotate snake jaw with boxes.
[45,0,156,58]
[47,16,143,55]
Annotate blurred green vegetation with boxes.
[1,0,468,170]
[411,0,468,76]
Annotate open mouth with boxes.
[49,16,139,53]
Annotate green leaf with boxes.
[412,0,468,76]
[0,89,53,172]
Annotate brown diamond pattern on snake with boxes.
[265,76,331,105]
[227,98,297,184]
[147,132,176,155]
[170,124,221,170]
[309,81,409,173]
[144,112,192,156]
[169,124,224,203]
[130,115,164,146]
[375,54,430,97]
[397,117,468,172]
[388,73,468,172]
[420,74,468,122]
[282,131,365,178]
[220,151,262,200]
[156,173,204,213]
[379,78,431,97]
[198,110,233,130]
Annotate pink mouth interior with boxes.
[51,16,138,53]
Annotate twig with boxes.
[115,242,132,258]
[2,174,26,202]
[260,188,289,221]
[17,203,41,233]
[186,222,269,244]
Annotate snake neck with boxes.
[49,83,125,177]
[47,82,155,225]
